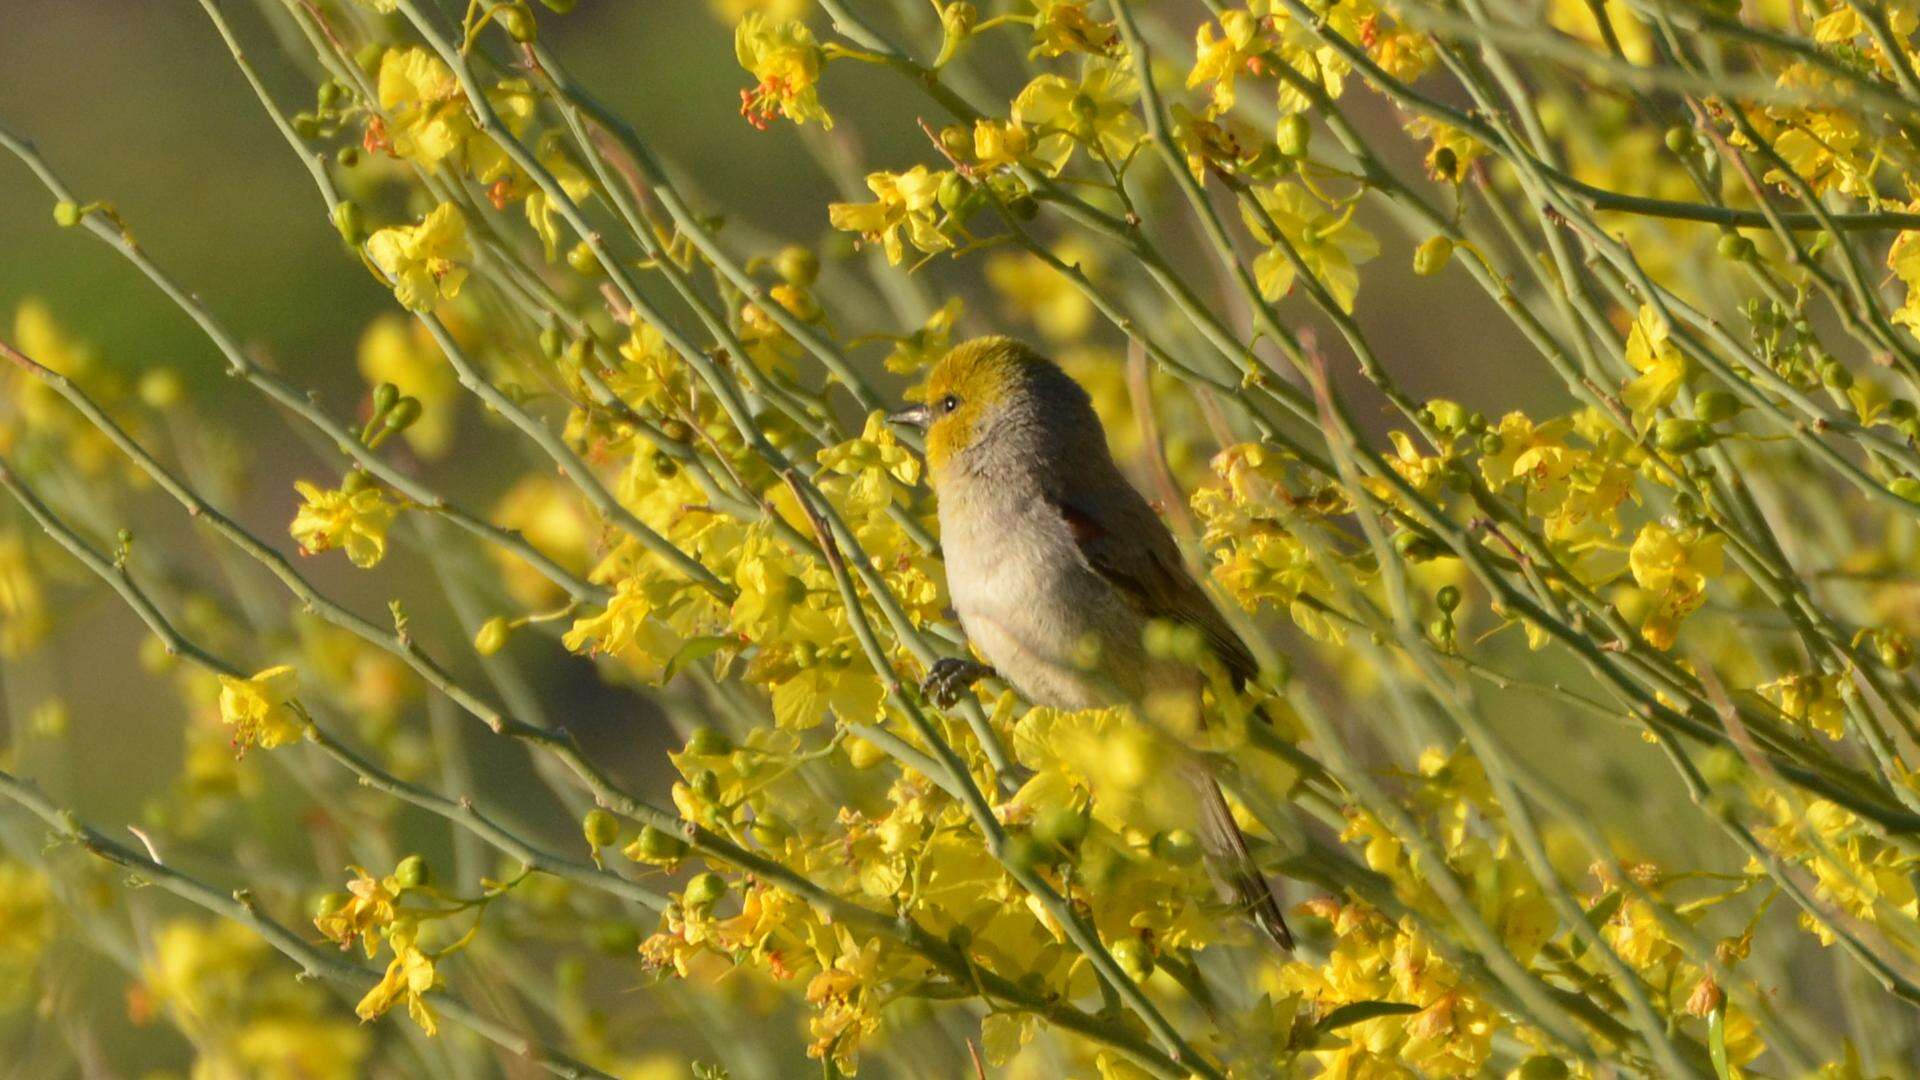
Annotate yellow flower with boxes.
[1621,306,1690,428]
[0,532,49,658]
[355,923,439,1035]
[984,241,1097,343]
[216,665,305,750]
[1244,182,1378,313]
[735,12,831,129]
[1028,0,1116,58]
[1888,228,1920,339]
[883,297,964,373]
[1758,672,1848,741]
[1187,10,1272,114]
[0,860,53,1006]
[374,48,530,179]
[970,119,1032,173]
[315,865,401,956]
[1627,523,1721,649]
[376,47,468,168]
[1012,60,1143,168]
[817,411,922,516]
[291,480,400,569]
[828,166,951,265]
[357,315,457,456]
[366,204,470,312]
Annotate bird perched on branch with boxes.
[890,335,1293,951]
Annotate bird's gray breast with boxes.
[937,475,1149,710]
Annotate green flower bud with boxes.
[336,146,361,168]
[684,871,727,908]
[1276,113,1312,158]
[627,825,690,864]
[690,768,721,801]
[318,81,349,110]
[394,854,430,890]
[1517,1056,1570,1080]
[1413,235,1454,276]
[687,726,734,757]
[314,891,349,918]
[1109,936,1154,981]
[1436,584,1462,613]
[775,245,819,286]
[499,3,536,42]
[382,396,423,434]
[1820,361,1853,390]
[1664,126,1694,154]
[1876,632,1913,671]
[1394,531,1441,562]
[474,616,512,656]
[1694,390,1742,424]
[332,200,365,245]
[750,815,793,847]
[539,326,565,358]
[1655,417,1710,453]
[566,240,599,275]
[583,808,620,849]
[1887,398,1916,422]
[371,382,401,418]
[1477,430,1505,456]
[341,469,376,495]
[1033,804,1090,850]
[1716,233,1755,261]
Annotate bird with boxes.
[888,335,1294,951]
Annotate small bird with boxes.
[890,335,1294,951]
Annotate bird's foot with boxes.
[920,657,994,708]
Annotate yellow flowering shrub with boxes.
[6,0,1920,1076]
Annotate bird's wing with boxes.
[1044,484,1260,687]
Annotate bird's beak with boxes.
[887,403,931,430]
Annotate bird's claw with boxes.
[921,657,992,708]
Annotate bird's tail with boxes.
[1187,764,1294,951]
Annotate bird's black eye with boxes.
[939,394,960,414]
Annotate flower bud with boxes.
[499,3,536,42]
[690,768,721,801]
[1694,389,1741,424]
[382,396,423,434]
[1655,417,1710,453]
[1436,584,1462,613]
[684,871,727,908]
[1413,235,1454,276]
[627,825,689,864]
[845,735,887,769]
[686,726,734,756]
[582,809,620,849]
[1663,126,1694,154]
[1109,936,1153,981]
[1819,361,1852,390]
[1275,113,1311,158]
[474,616,512,656]
[332,200,365,245]
[394,854,430,889]
[1033,804,1090,850]
[314,891,349,918]
[1877,631,1913,671]
[775,245,819,286]
[52,200,82,228]
[566,240,599,275]
[371,382,401,419]
[1716,232,1755,261]
[336,146,362,168]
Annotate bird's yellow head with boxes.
[888,336,1047,474]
